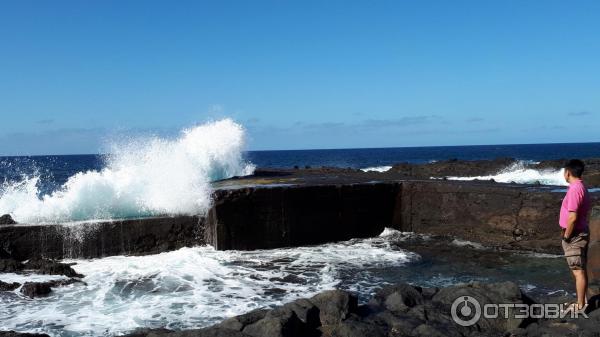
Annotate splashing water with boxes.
[441,160,566,186]
[0,119,255,223]
[0,233,417,336]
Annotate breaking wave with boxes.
[360,165,392,173]
[441,161,566,186]
[0,119,255,223]
[0,235,417,336]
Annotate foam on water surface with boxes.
[0,235,417,336]
[0,119,255,223]
[441,160,566,186]
[360,165,392,173]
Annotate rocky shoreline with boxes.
[240,157,600,187]
[2,157,600,336]
[3,279,599,337]
[98,281,600,336]
[0,257,84,298]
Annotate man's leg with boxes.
[572,269,587,308]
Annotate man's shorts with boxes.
[561,231,589,270]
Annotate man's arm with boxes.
[563,211,578,240]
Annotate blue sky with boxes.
[0,0,599,155]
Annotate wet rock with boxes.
[0,281,20,291]
[0,214,16,225]
[365,311,422,336]
[369,283,424,313]
[117,280,600,337]
[310,290,358,325]
[24,258,83,278]
[280,298,320,327]
[319,318,386,337]
[432,281,531,333]
[0,332,51,337]
[217,308,269,331]
[20,282,52,298]
[0,259,24,272]
[242,306,305,337]
[120,327,251,337]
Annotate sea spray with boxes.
[0,119,255,223]
[441,160,566,186]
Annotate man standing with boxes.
[560,159,591,312]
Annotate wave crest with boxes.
[0,119,255,223]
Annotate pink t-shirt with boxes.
[559,179,590,232]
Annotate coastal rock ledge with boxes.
[116,281,600,337]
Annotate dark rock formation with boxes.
[16,278,83,298]
[0,215,205,260]
[0,214,17,225]
[121,281,592,337]
[587,206,600,299]
[0,259,24,272]
[0,332,50,337]
[20,282,52,298]
[0,280,20,291]
[23,258,83,278]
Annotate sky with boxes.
[0,0,599,155]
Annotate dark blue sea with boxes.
[1,142,600,197]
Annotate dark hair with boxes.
[564,159,585,178]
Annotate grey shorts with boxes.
[561,231,589,270]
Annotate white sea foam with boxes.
[0,236,417,336]
[0,119,255,223]
[0,273,68,284]
[440,161,566,186]
[360,165,392,173]
[451,238,485,250]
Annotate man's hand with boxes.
[563,211,578,240]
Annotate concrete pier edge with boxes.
[0,180,599,289]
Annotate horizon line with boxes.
[1,140,600,157]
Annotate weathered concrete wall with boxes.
[1,180,599,260]
[588,206,600,297]
[0,216,205,260]
[207,183,401,250]
[399,180,567,253]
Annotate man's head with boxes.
[564,159,585,183]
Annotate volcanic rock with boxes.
[20,282,52,298]
[0,214,16,225]
[0,281,20,291]
[0,332,50,337]
[23,258,83,278]
[0,259,24,273]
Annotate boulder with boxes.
[0,281,20,291]
[0,214,16,225]
[120,327,252,337]
[241,306,305,337]
[319,318,386,337]
[432,281,530,333]
[24,258,83,278]
[310,290,358,325]
[369,283,424,313]
[217,308,269,331]
[20,282,52,298]
[0,332,50,337]
[0,259,24,272]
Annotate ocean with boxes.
[2,142,600,215]
[0,120,597,336]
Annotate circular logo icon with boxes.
[451,295,481,327]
